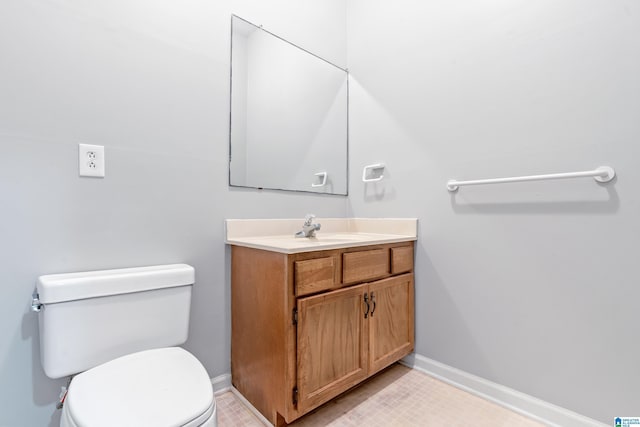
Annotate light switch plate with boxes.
[78,144,105,178]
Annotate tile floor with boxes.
[216,364,547,426]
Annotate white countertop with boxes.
[225,218,417,254]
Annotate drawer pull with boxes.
[364,293,370,318]
[370,292,376,317]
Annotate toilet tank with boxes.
[35,264,195,379]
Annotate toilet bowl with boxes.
[33,264,217,427]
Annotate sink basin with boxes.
[299,233,373,243]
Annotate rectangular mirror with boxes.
[229,15,349,195]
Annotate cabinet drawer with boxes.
[342,249,389,284]
[391,245,413,274]
[295,256,338,296]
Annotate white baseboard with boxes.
[401,353,606,427]
[210,373,232,395]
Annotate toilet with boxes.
[33,264,217,427]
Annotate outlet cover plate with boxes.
[78,144,105,177]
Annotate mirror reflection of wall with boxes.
[229,15,348,195]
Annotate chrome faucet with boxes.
[295,214,321,238]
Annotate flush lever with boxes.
[31,290,43,312]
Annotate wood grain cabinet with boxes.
[231,242,415,426]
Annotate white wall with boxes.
[0,1,347,426]
[347,0,640,423]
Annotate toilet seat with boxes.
[61,347,215,427]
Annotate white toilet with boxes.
[33,264,217,427]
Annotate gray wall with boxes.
[346,0,640,423]
[0,1,347,426]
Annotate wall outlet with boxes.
[78,144,105,178]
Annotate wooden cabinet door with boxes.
[296,284,368,413]
[368,274,414,375]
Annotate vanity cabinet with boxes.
[231,242,414,426]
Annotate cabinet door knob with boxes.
[370,292,376,317]
[363,293,370,318]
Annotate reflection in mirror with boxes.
[229,15,348,195]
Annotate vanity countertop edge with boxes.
[225,218,418,254]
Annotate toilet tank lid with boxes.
[36,264,195,304]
